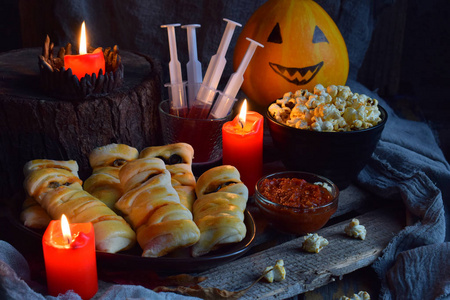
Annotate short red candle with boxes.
[42,218,98,300]
[64,48,105,80]
[64,21,105,80]
[222,102,263,195]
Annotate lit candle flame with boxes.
[238,99,247,129]
[61,214,72,245]
[79,21,87,55]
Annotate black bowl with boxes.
[266,105,387,189]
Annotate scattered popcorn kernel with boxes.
[339,291,371,300]
[267,84,382,132]
[302,233,329,253]
[263,259,286,283]
[263,266,274,283]
[273,260,286,282]
[344,218,367,240]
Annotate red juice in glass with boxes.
[160,100,230,163]
[170,106,189,118]
[187,102,211,119]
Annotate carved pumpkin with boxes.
[233,0,349,107]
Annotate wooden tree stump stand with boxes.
[0,48,163,199]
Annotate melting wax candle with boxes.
[222,100,263,194]
[42,214,98,300]
[64,21,105,80]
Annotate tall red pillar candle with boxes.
[42,215,98,300]
[222,100,263,194]
[64,21,105,80]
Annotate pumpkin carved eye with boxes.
[312,26,329,44]
[267,23,282,44]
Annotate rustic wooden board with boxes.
[199,208,404,299]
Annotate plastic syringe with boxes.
[209,38,264,119]
[187,18,242,119]
[161,23,188,117]
[181,24,202,109]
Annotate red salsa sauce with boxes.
[259,178,333,209]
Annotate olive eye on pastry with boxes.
[204,181,238,194]
[156,154,183,165]
[48,181,72,189]
[112,159,127,167]
[168,154,183,165]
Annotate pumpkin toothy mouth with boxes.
[269,61,324,86]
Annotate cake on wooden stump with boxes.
[0,47,163,199]
[38,36,124,101]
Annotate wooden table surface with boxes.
[0,128,406,299]
[198,187,404,299]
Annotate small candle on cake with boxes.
[64,21,105,80]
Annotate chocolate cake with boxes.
[0,47,163,198]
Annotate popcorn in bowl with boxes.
[268,84,382,132]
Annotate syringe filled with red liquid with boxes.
[164,82,189,117]
[187,18,241,119]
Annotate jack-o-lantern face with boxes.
[267,23,328,86]
[233,0,349,107]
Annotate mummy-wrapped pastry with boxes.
[192,165,248,257]
[20,159,80,229]
[139,143,196,211]
[23,160,136,253]
[20,197,52,229]
[84,143,139,209]
[23,159,80,177]
[115,158,200,257]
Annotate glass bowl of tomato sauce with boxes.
[254,171,339,235]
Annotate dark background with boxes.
[358,0,450,163]
[1,0,449,162]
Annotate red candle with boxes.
[64,21,105,80]
[42,215,98,300]
[222,100,264,194]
